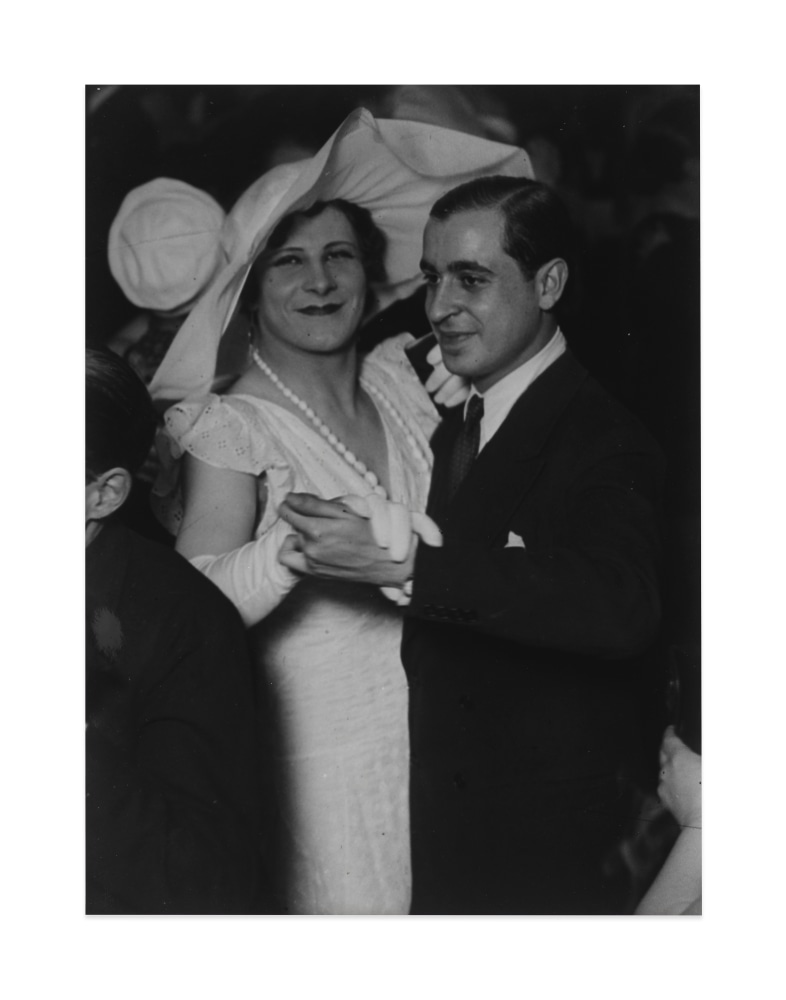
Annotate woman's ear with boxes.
[536,258,569,311]
[86,468,133,522]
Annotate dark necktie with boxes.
[447,394,484,500]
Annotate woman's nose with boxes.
[304,260,337,294]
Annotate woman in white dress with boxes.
[149,109,533,913]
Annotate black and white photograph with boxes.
[85,83,700,917]
[8,23,782,993]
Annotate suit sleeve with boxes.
[86,599,265,914]
[407,425,663,659]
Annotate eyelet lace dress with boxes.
[155,334,438,914]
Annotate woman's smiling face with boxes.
[255,206,367,356]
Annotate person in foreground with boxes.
[149,109,532,914]
[280,175,665,914]
[85,349,265,914]
[635,726,701,915]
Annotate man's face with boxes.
[421,207,554,393]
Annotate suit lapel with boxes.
[431,352,589,541]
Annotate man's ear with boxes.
[86,468,133,522]
[536,258,569,311]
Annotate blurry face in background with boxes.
[255,207,367,357]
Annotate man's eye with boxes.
[421,271,439,285]
[460,274,486,289]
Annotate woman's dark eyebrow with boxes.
[269,239,356,255]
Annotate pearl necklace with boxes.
[251,348,430,497]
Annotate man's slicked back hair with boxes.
[429,175,576,280]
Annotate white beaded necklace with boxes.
[251,348,430,497]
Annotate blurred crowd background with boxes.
[86,83,699,651]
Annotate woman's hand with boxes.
[425,342,470,408]
[658,725,702,829]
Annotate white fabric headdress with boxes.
[108,178,226,313]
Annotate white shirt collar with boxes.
[464,328,567,451]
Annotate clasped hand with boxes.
[277,492,442,589]
[424,342,470,408]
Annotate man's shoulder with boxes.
[88,522,243,644]
[123,527,241,624]
[488,351,658,460]
[539,352,661,454]
[88,523,249,691]
[573,370,660,449]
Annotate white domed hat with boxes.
[108,178,226,313]
[149,108,533,402]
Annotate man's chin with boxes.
[440,350,478,381]
[437,334,473,361]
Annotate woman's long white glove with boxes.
[190,496,443,622]
[189,518,299,628]
[424,342,470,408]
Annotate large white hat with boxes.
[149,108,533,402]
[108,178,226,313]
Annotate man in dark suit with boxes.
[280,176,664,914]
[86,349,271,913]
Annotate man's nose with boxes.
[426,280,459,324]
[304,260,337,294]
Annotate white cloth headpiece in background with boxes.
[108,178,226,314]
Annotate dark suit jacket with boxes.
[402,350,664,913]
[86,521,271,914]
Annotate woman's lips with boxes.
[298,303,342,316]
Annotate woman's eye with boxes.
[326,248,356,262]
[271,254,301,268]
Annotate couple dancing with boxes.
[151,109,662,915]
